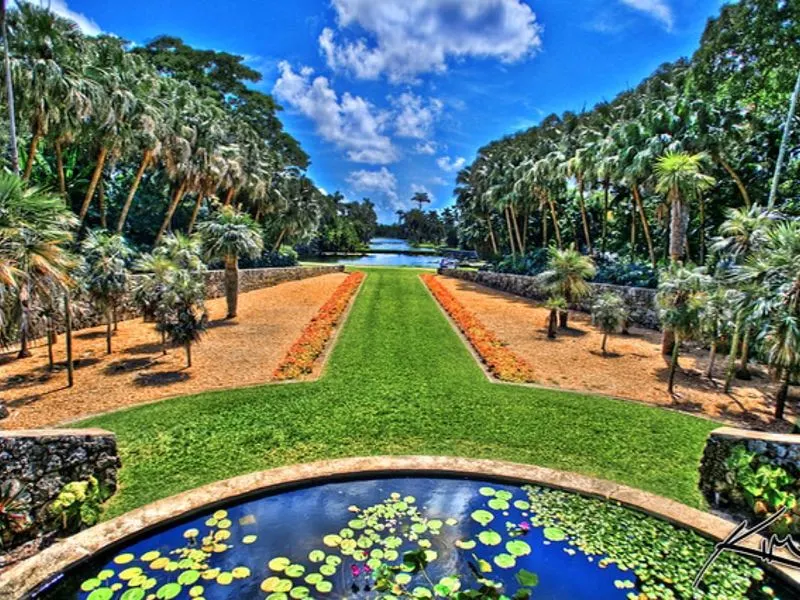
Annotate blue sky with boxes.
[47,0,726,222]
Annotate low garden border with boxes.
[3,455,799,599]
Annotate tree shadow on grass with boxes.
[134,371,190,387]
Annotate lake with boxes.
[314,238,442,268]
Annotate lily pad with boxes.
[543,527,566,542]
[243,534,258,544]
[285,564,306,578]
[471,510,494,526]
[315,580,333,593]
[506,540,532,557]
[478,530,502,546]
[488,498,509,511]
[155,583,182,600]
[479,487,496,497]
[87,590,114,600]
[308,550,326,563]
[455,539,476,550]
[269,557,292,572]
[493,553,516,569]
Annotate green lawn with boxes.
[77,268,718,519]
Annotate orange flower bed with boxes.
[421,274,536,383]
[273,271,365,381]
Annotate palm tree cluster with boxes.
[454,0,799,270]
[2,4,324,248]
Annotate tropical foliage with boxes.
[591,292,628,355]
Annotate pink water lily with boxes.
[351,564,361,577]
[519,521,531,531]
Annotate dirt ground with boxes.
[0,273,349,430]
[436,275,796,432]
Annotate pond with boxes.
[33,477,785,600]
[312,238,442,268]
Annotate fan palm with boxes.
[541,246,596,328]
[654,151,715,264]
[78,231,132,354]
[0,174,76,357]
[198,206,263,319]
[592,292,628,355]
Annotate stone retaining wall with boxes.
[0,429,120,565]
[439,268,660,329]
[700,427,800,528]
[33,265,345,338]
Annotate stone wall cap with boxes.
[0,428,116,439]
[710,426,800,445]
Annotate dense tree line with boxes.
[0,4,325,249]
[454,0,799,267]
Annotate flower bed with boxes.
[273,271,365,381]
[421,274,536,383]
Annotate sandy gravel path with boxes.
[1,272,348,429]
[436,275,793,431]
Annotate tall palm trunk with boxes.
[17,281,31,358]
[486,215,498,255]
[737,326,752,379]
[98,178,107,229]
[724,315,743,393]
[46,318,55,370]
[187,191,206,233]
[669,189,685,264]
[768,68,800,210]
[117,149,152,233]
[630,196,637,261]
[541,204,548,246]
[510,205,524,255]
[705,341,717,379]
[64,289,74,387]
[577,179,592,253]
[55,138,66,196]
[545,193,562,248]
[224,188,235,206]
[698,195,706,264]
[632,185,656,267]
[716,156,750,208]
[22,119,43,181]
[272,227,287,252]
[154,180,187,246]
[775,369,791,420]
[224,255,239,318]
[601,179,610,253]
[79,145,110,222]
[2,7,19,176]
[185,343,192,368]
[504,207,516,257]
[521,207,529,253]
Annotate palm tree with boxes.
[544,296,566,339]
[736,221,800,419]
[198,206,263,319]
[541,246,596,328]
[8,3,85,182]
[592,292,628,355]
[656,265,710,395]
[1,0,20,175]
[79,231,132,354]
[654,152,716,264]
[412,191,431,211]
[0,174,76,358]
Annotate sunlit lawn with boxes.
[76,268,718,519]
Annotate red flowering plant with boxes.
[421,274,536,383]
[273,272,365,381]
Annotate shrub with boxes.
[0,480,33,548]
[591,292,629,355]
[239,245,299,269]
[492,249,548,276]
[48,476,108,532]
[594,254,659,289]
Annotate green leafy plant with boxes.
[591,292,629,355]
[724,444,799,532]
[544,296,566,339]
[0,479,33,548]
[48,476,108,532]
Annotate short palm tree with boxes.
[592,292,628,355]
[544,296,566,339]
[541,246,596,328]
[0,174,76,357]
[654,152,715,264]
[156,268,208,368]
[78,231,132,354]
[198,206,263,319]
[657,265,710,395]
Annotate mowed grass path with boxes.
[78,268,718,519]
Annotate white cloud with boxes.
[619,0,674,31]
[437,156,467,173]
[273,62,398,164]
[34,0,102,36]
[391,93,443,139]
[415,141,438,155]
[347,167,399,203]
[320,0,542,83]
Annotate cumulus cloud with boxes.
[347,167,399,203]
[273,62,397,164]
[437,156,467,173]
[415,141,438,155]
[30,0,103,36]
[391,93,443,139]
[320,0,542,83]
[619,0,674,31]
